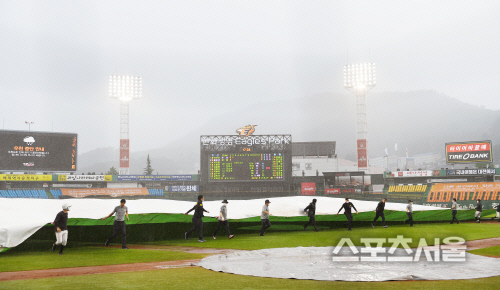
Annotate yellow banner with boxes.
[0,174,53,181]
[388,185,427,193]
[58,175,113,182]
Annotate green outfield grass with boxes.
[0,245,205,272]
[1,222,499,289]
[2,223,498,272]
[469,245,500,257]
[153,223,500,250]
[1,266,499,290]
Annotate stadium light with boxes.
[24,121,34,131]
[343,63,376,91]
[109,75,143,175]
[109,75,143,102]
[343,63,376,173]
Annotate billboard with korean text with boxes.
[446,141,492,164]
[0,130,77,172]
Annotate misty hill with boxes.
[77,90,500,174]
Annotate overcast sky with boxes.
[1,0,499,154]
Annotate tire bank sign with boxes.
[446,141,492,163]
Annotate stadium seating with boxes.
[50,189,63,199]
[147,188,164,196]
[0,189,49,199]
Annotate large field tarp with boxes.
[199,246,500,281]
[0,196,449,249]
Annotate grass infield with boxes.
[154,223,500,250]
[469,245,500,257]
[0,244,205,272]
[1,223,499,289]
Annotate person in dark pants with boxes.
[475,199,482,223]
[185,194,209,242]
[52,203,71,255]
[260,200,271,236]
[371,198,388,228]
[404,200,413,227]
[213,199,234,239]
[492,203,500,221]
[102,199,129,249]
[304,198,318,231]
[450,198,460,224]
[336,198,358,231]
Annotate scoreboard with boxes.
[0,130,77,172]
[209,153,284,181]
[200,135,292,183]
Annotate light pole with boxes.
[343,63,376,173]
[109,75,143,175]
[25,121,34,131]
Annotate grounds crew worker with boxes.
[52,203,71,255]
[260,199,271,236]
[102,199,129,249]
[450,198,460,224]
[185,194,209,242]
[304,198,319,231]
[475,199,482,223]
[336,197,358,231]
[371,198,389,228]
[404,200,414,227]
[493,203,500,221]
[213,199,234,240]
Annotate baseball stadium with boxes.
[2,2,500,289]
[1,129,500,289]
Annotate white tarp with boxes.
[198,246,500,281]
[0,196,442,248]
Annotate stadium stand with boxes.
[0,189,48,199]
[147,188,163,196]
[50,189,63,199]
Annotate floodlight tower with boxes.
[109,75,143,175]
[343,63,376,172]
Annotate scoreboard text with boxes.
[210,153,284,181]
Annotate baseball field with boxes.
[1,220,500,289]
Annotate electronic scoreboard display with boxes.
[0,130,77,172]
[209,152,284,181]
[200,135,291,183]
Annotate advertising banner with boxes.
[52,184,92,188]
[446,141,492,163]
[427,182,500,203]
[58,175,112,181]
[390,171,434,177]
[325,188,341,195]
[170,185,199,192]
[357,139,368,168]
[446,169,495,175]
[60,187,149,198]
[120,139,130,168]
[0,174,52,181]
[116,175,194,181]
[388,185,427,193]
[0,130,77,171]
[301,182,316,195]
